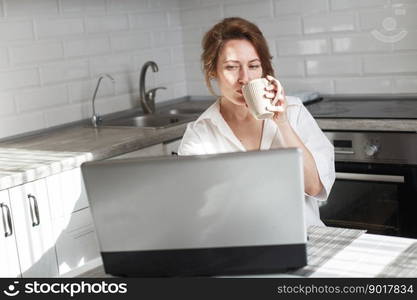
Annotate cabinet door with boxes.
[54,207,100,275]
[47,168,89,219]
[9,179,58,277]
[107,143,164,160]
[0,190,21,277]
[163,138,182,156]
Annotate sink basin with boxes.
[168,108,204,115]
[101,114,195,129]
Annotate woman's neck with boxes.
[219,97,253,122]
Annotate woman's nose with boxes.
[238,67,249,85]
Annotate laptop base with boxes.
[101,243,307,277]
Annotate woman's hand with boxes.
[264,75,288,124]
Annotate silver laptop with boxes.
[82,148,307,277]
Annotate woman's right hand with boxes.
[264,75,289,124]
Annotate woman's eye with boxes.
[225,65,239,70]
[249,65,261,69]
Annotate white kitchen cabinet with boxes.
[46,168,99,276]
[108,143,164,160]
[163,138,182,156]
[53,207,99,275]
[0,190,21,277]
[8,179,58,277]
[46,168,89,218]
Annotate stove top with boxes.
[306,95,417,120]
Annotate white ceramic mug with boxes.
[242,78,284,120]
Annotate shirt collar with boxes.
[195,98,245,150]
[195,98,278,151]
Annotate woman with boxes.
[178,17,335,227]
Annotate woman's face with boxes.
[215,39,263,106]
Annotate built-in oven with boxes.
[319,131,417,238]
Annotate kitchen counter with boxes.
[71,225,417,278]
[317,118,417,132]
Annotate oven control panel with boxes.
[324,131,417,165]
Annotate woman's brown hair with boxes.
[201,17,274,95]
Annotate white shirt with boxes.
[178,96,335,227]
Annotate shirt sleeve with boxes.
[294,104,335,202]
[178,122,207,156]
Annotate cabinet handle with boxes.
[171,151,178,156]
[27,194,41,227]
[0,203,13,237]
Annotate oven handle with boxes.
[336,172,405,183]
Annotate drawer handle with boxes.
[0,203,13,237]
[27,194,40,227]
[171,151,178,156]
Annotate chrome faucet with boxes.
[139,61,166,114]
[91,74,115,128]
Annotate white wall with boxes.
[0,0,187,139]
[179,0,417,96]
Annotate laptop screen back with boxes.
[82,148,307,276]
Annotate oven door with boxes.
[319,162,417,237]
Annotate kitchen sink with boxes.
[101,113,195,129]
[168,108,204,115]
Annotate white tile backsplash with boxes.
[68,79,115,103]
[107,0,148,13]
[89,53,135,77]
[153,29,183,47]
[330,0,388,11]
[130,11,169,30]
[306,56,361,76]
[363,54,417,74]
[303,13,356,34]
[282,78,333,94]
[43,102,87,127]
[0,0,416,139]
[0,68,40,90]
[0,48,8,67]
[274,0,328,16]
[180,5,222,26]
[334,77,392,94]
[60,0,107,14]
[85,15,129,34]
[4,0,59,17]
[36,18,84,38]
[277,38,328,56]
[16,85,68,112]
[0,94,15,116]
[256,18,302,37]
[275,57,305,77]
[64,37,110,57]
[11,42,64,65]
[224,0,273,19]
[39,59,90,84]
[0,21,34,41]
[332,34,391,53]
[110,32,151,51]
[393,77,417,94]
[0,112,45,138]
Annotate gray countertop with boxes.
[1,96,416,191]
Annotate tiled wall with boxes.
[0,0,186,139]
[179,0,417,97]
